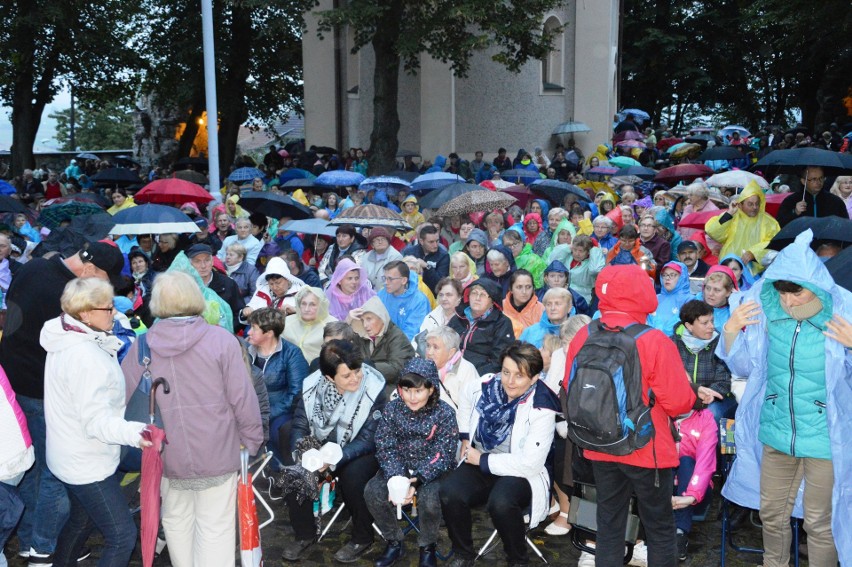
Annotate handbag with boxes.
[119,334,163,472]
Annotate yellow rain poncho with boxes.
[705,180,779,272]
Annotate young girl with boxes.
[364,359,458,567]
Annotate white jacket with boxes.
[457,375,558,528]
[0,366,34,481]
[41,315,146,485]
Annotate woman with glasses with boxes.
[647,261,693,335]
[448,279,515,376]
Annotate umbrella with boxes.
[767,216,852,251]
[609,156,642,168]
[615,139,646,150]
[753,148,852,175]
[619,109,651,122]
[239,448,262,567]
[410,172,465,194]
[229,167,264,183]
[111,204,199,235]
[39,201,106,230]
[670,143,702,159]
[665,142,690,154]
[763,193,788,217]
[0,181,16,196]
[529,179,591,204]
[684,134,715,145]
[112,155,141,167]
[140,377,169,567]
[718,125,751,138]
[76,152,100,160]
[34,214,117,258]
[238,192,312,220]
[706,170,769,190]
[495,169,540,185]
[487,178,515,190]
[280,218,338,237]
[134,178,214,205]
[678,210,724,230]
[174,157,209,171]
[826,245,852,292]
[279,168,316,183]
[90,168,141,186]
[395,149,421,158]
[435,191,518,218]
[359,175,411,193]
[654,164,713,186]
[610,175,644,187]
[614,166,657,180]
[418,183,484,210]
[329,205,411,231]
[393,171,420,183]
[612,130,645,143]
[552,121,592,135]
[699,146,746,161]
[586,166,619,176]
[314,170,365,187]
[282,178,316,190]
[173,170,208,185]
[656,138,684,152]
[499,184,533,208]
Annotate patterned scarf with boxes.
[475,376,534,451]
[310,378,346,441]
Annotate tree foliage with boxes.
[49,101,136,151]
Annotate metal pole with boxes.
[201,0,220,194]
[69,86,76,151]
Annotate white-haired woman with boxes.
[829,175,852,219]
[424,326,479,417]
[678,182,718,240]
[224,242,259,303]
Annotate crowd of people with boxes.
[0,125,851,567]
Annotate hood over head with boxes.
[734,180,767,216]
[659,260,692,297]
[350,296,390,338]
[719,253,757,290]
[463,277,503,306]
[596,264,658,319]
[294,285,331,322]
[486,244,517,273]
[465,228,489,249]
[256,256,305,291]
[401,358,440,388]
[760,229,845,307]
[544,259,569,275]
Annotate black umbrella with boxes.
[174,157,210,171]
[528,179,591,204]
[767,215,852,251]
[32,213,115,259]
[684,134,715,146]
[613,166,657,180]
[76,152,100,160]
[754,148,852,175]
[417,183,485,210]
[91,167,141,186]
[826,245,852,292]
[238,192,312,220]
[698,146,746,161]
[0,195,29,214]
[282,178,315,189]
[312,146,339,155]
[112,155,141,167]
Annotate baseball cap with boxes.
[186,244,214,259]
[79,241,125,288]
[676,241,699,254]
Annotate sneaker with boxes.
[543,512,571,535]
[577,551,595,567]
[627,542,647,567]
[281,538,316,562]
[27,548,54,566]
[676,533,688,562]
[333,540,374,563]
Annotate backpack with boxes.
[565,321,654,456]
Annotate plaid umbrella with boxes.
[435,190,517,218]
[173,170,208,185]
[229,167,264,183]
[39,201,106,229]
[329,204,411,231]
[134,178,214,204]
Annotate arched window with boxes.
[541,16,564,92]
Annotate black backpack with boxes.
[565,321,654,456]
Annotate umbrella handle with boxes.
[240,447,249,484]
[149,377,170,425]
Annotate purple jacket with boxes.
[122,316,263,480]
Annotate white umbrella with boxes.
[706,171,769,190]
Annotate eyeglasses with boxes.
[468,290,490,299]
[661,273,680,280]
[506,241,522,248]
[91,306,115,312]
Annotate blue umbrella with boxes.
[418,183,485,210]
[314,170,365,187]
[718,125,751,139]
[619,109,651,123]
[359,175,411,193]
[110,204,199,235]
[529,179,591,203]
[279,168,316,183]
[280,218,338,237]
[76,152,100,160]
[552,121,592,135]
[410,172,464,194]
[499,169,541,185]
[615,166,657,180]
[0,180,15,196]
[228,167,264,183]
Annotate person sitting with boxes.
[448,278,515,376]
[559,235,605,305]
[462,228,489,276]
[591,215,618,252]
[677,240,709,278]
[449,251,477,288]
[648,261,693,335]
[217,218,263,266]
[224,242,259,304]
[362,227,404,291]
[280,340,388,563]
[606,224,656,279]
[365,359,458,567]
[719,254,757,291]
[282,249,322,289]
[502,228,546,289]
[535,260,590,316]
[440,342,560,567]
[482,245,516,300]
[502,269,544,338]
[319,225,366,284]
[424,326,480,418]
[520,287,575,348]
[377,260,431,341]
[699,265,738,333]
[243,256,305,318]
[348,297,415,394]
[637,216,671,274]
[401,225,450,295]
[283,287,338,364]
[327,258,376,321]
[415,278,462,355]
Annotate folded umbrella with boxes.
[238,192,312,220]
[239,448,262,567]
[141,378,169,567]
[111,204,199,235]
[134,178,214,205]
[418,183,483,210]
[435,191,517,218]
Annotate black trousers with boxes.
[439,463,532,562]
[286,454,379,544]
[591,461,676,567]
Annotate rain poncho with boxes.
[401,195,426,240]
[719,253,757,291]
[647,261,692,335]
[544,218,577,262]
[107,196,136,216]
[705,181,779,272]
[718,230,852,565]
[327,258,376,321]
[167,252,233,332]
[506,227,546,288]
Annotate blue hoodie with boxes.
[647,261,692,335]
[377,270,431,340]
[655,209,682,261]
[425,155,447,174]
[718,253,757,291]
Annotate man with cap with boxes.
[361,227,403,290]
[0,241,125,563]
[187,243,245,332]
[677,240,709,278]
[187,217,221,253]
[535,260,590,316]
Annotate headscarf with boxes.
[475,375,535,451]
[523,212,543,244]
[327,258,376,320]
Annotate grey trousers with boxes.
[364,473,442,548]
[759,444,837,567]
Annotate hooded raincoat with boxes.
[377,270,431,341]
[283,287,338,363]
[483,245,517,300]
[350,297,415,388]
[401,195,426,240]
[327,258,376,321]
[246,256,305,314]
[544,218,578,262]
[717,230,852,565]
[648,261,693,335]
[718,254,757,291]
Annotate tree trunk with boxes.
[177,95,205,158]
[216,2,253,178]
[367,2,403,176]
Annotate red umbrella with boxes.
[612,130,645,143]
[678,210,724,230]
[654,164,713,186]
[657,137,684,152]
[141,378,170,567]
[499,184,533,208]
[763,193,788,217]
[134,178,214,205]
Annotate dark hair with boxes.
[249,213,268,230]
[620,225,639,239]
[498,147,507,154]
[114,275,136,298]
[435,277,462,297]
[398,373,440,410]
[679,299,714,325]
[502,229,522,244]
[509,269,534,289]
[282,249,302,267]
[500,341,544,380]
[419,224,439,239]
[772,280,804,293]
[384,259,410,280]
[336,225,357,238]
[319,339,363,378]
[247,307,286,337]
[323,321,355,341]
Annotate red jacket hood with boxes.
[595,265,658,323]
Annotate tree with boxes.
[49,101,136,151]
[0,0,144,176]
[314,0,567,175]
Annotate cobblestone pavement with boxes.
[4,478,807,567]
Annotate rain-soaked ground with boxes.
[5,474,807,567]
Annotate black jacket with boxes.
[776,189,850,227]
[400,243,449,294]
[208,270,246,332]
[294,265,322,288]
[448,306,515,376]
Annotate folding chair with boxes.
[247,451,275,530]
[718,418,799,567]
[371,504,453,561]
[476,514,548,564]
[567,481,641,565]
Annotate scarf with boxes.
[680,328,718,353]
[475,377,534,451]
[310,378,346,442]
[225,262,240,276]
[783,295,823,322]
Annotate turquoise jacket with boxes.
[718,230,852,565]
[519,310,574,348]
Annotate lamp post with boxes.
[201,0,220,193]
